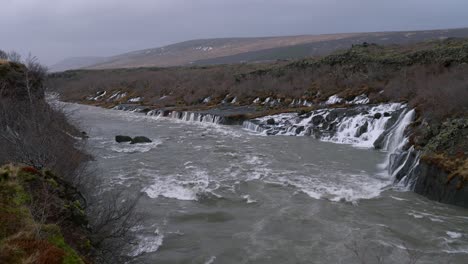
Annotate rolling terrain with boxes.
[50,27,468,71]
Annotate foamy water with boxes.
[66,103,468,264]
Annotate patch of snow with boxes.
[347,94,370,105]
[128,97,142,103]
[203,97,211,103]
[325,95,343,105]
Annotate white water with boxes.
[325,103,405,148]
[66,103,468,264]
[243,103,405,149]
[242,104,419,184]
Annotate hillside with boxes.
[194,27,468,65]
[51,27,468,71]
[48,38,468,114]
[49,56,107,72]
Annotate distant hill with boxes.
[54,27,468,71]
[194,28,468,65]
[49,56,107,72]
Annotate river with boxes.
[66,103,468,264]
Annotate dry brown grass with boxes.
[1,233,66,264]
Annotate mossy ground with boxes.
[0,165,86,264]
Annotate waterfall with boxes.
[377,109,417,181]
[160,111,223,124]
[242,121,266,133]
[242,103,406,148]
[382,109,416,153]
[242,103,421,187]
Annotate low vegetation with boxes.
[0,165,88,264]
[1,53,141,263]
[49,38,468,118]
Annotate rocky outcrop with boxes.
[115,135,152,144]
[414,160,468,208]
[388,118,468,208]
[115,135,132,143]
[131,136,152,144]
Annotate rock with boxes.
[81,131,89,139]
[412,159,468,208]
[266,118,276,125]
[311,115,325,126]
[373,133,387,149]
[374,113,382,119]
[130,136,152,144]
[115,135,132,143]
[354,122,369,137]
[296,126,305,134]
[383,112,391,117]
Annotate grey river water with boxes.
[67,103,468,264]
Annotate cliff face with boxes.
[413,161,468,208]
[0,60,92,263]
[390,118,468,207]
[0,60,44,101]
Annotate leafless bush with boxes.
[0,49,7,60]
[7,51,22,63]
[85,187,142,263]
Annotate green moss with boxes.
[47,178,59,188]
[12,185,30,206]
[17,170,38,182]
[48,233,85,264]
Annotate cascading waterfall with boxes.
[382,109,416,153]
[154,111,222,124]
[242,104,420,187]
[113,105,223,124]
[242,120,266,133]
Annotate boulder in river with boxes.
[115,135,132,143]
[374,113,382,119]
[355,122,369,137]
[266,118,276,125]
[131,136,152,144]
[311,115,325,126]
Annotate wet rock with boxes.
[355,122,368,137]
[311,115,325,126]
[412,160,468,208]
[374,113,382,119]
[131,136,152,144]
[296,126,305,134]
[81,131,89,139]
[115,135,132,143]
[383,112,391,117]
[326,111,339,122]
[373,133,387,150]
[266,118,276,125]
[384,109,404,129]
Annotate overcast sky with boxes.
[1,0,467,65]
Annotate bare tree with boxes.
[0,49,7,60]
[7,51,22,63]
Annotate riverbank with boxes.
[0,164,90,263]
[1,59,95,263]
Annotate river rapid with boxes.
[66,103,468,264]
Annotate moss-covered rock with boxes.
[0,165,89,263]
